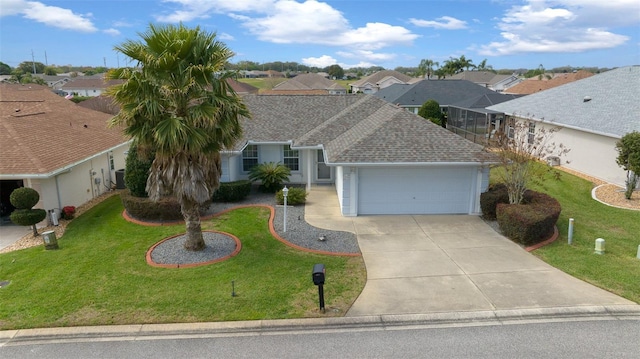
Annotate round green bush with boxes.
[9,187,40,209]
[121,190,183,222]
[212,180,252,202]
[275,187,307,205]
[10,208,47,226]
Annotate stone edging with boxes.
[145,230,242,269]
[124,204,361,259]
[525,226,559,252]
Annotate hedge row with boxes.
[121,191,184,221]
[496,191,561,246]
[212,180,252,202]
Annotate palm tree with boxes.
[106,23,250,251]
[418,59,439,80]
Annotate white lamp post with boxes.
[282,186,289,232]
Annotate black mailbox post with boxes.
[312,264,326,313]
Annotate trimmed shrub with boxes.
[9,187,40,209]
[10,209,47,227]
[496,191,561,246]
[121,190,183,222]
[480,183,509,220]
[275,187,308,205]
[212,180,252,202]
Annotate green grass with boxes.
[491,166,640,303]
[0,196,365,330]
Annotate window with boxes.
[242,145,258,172]
[528,122,536,144]
[507,118,515,139]
[283,145,299,171]
[109,152,115,170]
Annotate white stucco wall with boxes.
[537,123,626,186]
[227,144,310,185]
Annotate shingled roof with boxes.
[350,70,412,87]
[375,79,497,107]
[504,70,594,95]
[239,94,495,164]
[0,84,128,177]
[487,66,640,138]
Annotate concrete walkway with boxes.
[0,224,30,251]
[304,185,635,316]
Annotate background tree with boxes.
[418,59,439,79]
[9,187,47,236]
[476,59,495,72]
[458,55,475,71]
[107,23,250,251]
[417,99,445,127]
[326,64,344,79]
[0,61,11,75]
[491,118,570,205]
[17,61,46,74]
[615,131,640,199]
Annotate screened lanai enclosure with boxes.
[447,107,505,145]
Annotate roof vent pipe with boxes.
[583,96,592,102]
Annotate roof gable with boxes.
[350,70,412,87]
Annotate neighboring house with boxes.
[349,70,414,94]
[221,94,497,216]
[487,66,640,187]
[76,95,120,115]
[265,73,346,95]
[374,79,498,115]
[34,74,72,89]
[447,93,523,144]
[504,70,594,95]
[61,78,124,97]
[446,71,521,92]
[0,84,129,226]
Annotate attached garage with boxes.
[357,167,477,215]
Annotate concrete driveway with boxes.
[304,186,635,317]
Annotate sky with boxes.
[1,0,639,71]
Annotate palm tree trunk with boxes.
[181,197,205,251]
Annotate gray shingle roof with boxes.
[240,94,495,165]
[350,70,412,87]
[487,66,640,138]
[375,79,497,107]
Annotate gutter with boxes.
[325,161,499,167]
[0,140,131,180]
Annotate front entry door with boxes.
[316,150,331,181]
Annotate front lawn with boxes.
[0,196,366,330]
[492,167,640,303]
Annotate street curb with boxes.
[2,305,639,345]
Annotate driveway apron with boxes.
[305,186,634,317]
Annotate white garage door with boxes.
[358,167,475,215]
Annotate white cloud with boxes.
[337,50,396,62]
[301,55,337,68]
[218,32,235,41]
[478,0,637,56]
[103,28,121,36]
[300,55,375,69]
[158,0,418,51]
[2,0,97,32]
[409,16,468,30]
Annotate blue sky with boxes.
[1,0,639,70]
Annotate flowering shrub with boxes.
[62,206,76,220]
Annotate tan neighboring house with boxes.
[349,70,415,94]
[504,70,594,95]
[61,78,124,97]
[0,84,129,226]
[265,73,346,95]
